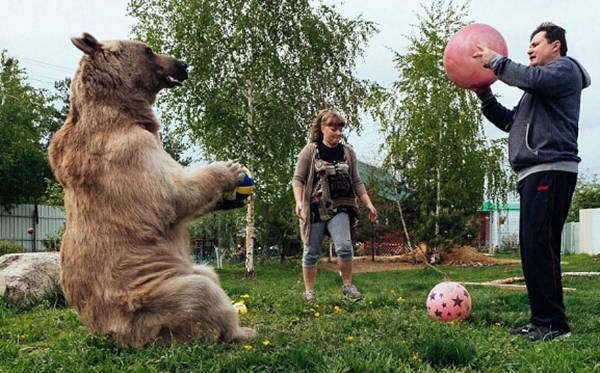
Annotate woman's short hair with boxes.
[309,109,346,143]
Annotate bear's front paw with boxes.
[218,160,245,191]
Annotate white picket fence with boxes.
[0,204,65,252]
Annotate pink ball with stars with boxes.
[426,281,472,322]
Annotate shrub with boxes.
[42,224,65,251]
[0,239,25,256]
[499,232,519,253]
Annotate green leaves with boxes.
[567,174,600,222]
[0,51,61,210]
[128,0,378,255]
[378,1,511,248]
[128,0,376,193]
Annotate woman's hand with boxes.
[293,186,305,222]
[366,204,378,224]
[359,193,378,224]
[295,202,304,222]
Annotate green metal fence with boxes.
[0,204,65,252]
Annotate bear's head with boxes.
[70,33,188,102]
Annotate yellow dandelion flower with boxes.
[243,344,253,351]
[233,302,248,314]
[241,294,250,299]
[333,306,342,314]
[397,296,405,303]
[262,339,271,346]
[411,353,423,363]
[346,336,355,342]
[314,312,320,318]
[449,321,456,326]
[495,322,501,326]
[368,301,373,305]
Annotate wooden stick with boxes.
[487,272,600,285]
[462,281,576,292]
[463,272,600,291]
[489,276,524,284]
[563,271,600,277]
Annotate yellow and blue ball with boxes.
[224,168,254,202]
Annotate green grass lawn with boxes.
[1,254,599,373]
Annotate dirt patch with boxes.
[320,258,425,273]
[441,246,520,266]
[320,246,520,273]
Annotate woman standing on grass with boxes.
[292,109,378,303]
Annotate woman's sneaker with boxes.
[342,284,363,301]
[304,290,316,304]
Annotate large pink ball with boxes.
[426,281,472,322]
[443,23,508,89]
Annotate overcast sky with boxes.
[1,0,598,175]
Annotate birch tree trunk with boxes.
[245,197,255,277]
[435,163,441,236]
[244,80,255,278]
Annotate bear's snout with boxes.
[175,60,189,81]
[177,60,188,70]
[162,59,188,88]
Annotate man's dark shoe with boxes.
[509,323,535,335]
[527,325,571,341]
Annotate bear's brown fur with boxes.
[48,33,256,348]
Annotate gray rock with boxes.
[0,252,60,307]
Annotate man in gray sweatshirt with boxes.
[472,22,591,341]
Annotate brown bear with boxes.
[48,33,256,348]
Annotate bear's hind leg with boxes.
[125,274,255,347]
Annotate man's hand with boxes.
[472,44,498,68]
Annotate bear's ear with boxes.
[71,33,102,55]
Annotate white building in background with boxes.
[479,203,600,255]
[479,202,520,251]
[579,208,600,255]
